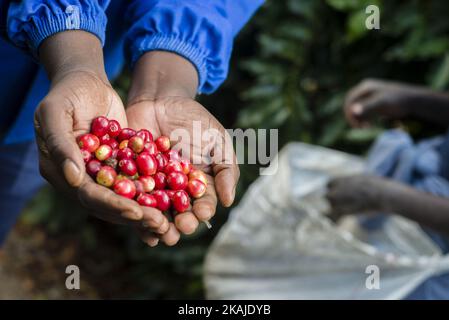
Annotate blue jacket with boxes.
[0,0,264,144]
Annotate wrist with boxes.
[127,51,198,105]
[374,178,410,213]
[39,31,108,84]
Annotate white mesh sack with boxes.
[204,143,449,299]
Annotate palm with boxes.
[126,97,239,236]
[126,97,225,173]
[61,72,128,136]
[35,71,168,231]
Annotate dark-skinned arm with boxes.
[328,175,449,237]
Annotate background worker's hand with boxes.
[126,52,240,246]
[35,31,169,244]
[344,79,422,127]
[326,174,390,221]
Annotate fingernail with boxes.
[352,103,363,116]
[148,239,159,247]
[63,159,82,187]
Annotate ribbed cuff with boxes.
[26,12,107,53]
[130,34,208,94]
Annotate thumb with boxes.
[34,100,85,187]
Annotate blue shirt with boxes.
[0,0,264,144]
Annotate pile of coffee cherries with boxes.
[77,116,207,213]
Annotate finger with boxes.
[77,179,144,223]
[344,102,365,127]
[141,207,170,234]
[345,79,381,107]
[90,210,140,226]
[174,212,199,235]
[350,95,389,125]
[135,228,160,247]
[160,223,181,246]
[34,100,85,187]
[192,176,218,221]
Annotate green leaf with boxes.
[430,53,449,90]
[346,10,369,42]
[318,94,345,117]
[317,117,347,146]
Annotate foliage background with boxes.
[17,0,449,298]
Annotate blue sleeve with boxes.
[7,0,110,54]
[124,0,264,94]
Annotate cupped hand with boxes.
[126,97,240,245]
[34,70,169,238]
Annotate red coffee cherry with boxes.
[172,190,190,213]
[136,152,157,176]
[164,160,183,175]
[137,193,157,208]
[139,176,156,193]
[119,139,128,150]
[96,166,117,187]
[108,120,121,138]
[167,171,188,190]
[187,179,207,198]
[155,136,170,152]
[153,172,167,190]
[152,190,171,211]
[91,116,109,137]
[117,128,136,142]
[143,141,158,155]
[77,133,100,153]
[101,136,119,149]
[99,134,110,145]
[155,152,168,170]
[129,135,145,153]
[118,158,137,176]
[113,178,136,199]
[165,149,181,162]
[189,169,208,186]
[86,159,102,177]
[95,144,113,161]
[180,159,192,175]
[117,147,134,161]
[136,129,153,143]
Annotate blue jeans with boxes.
[0,141,45,245]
